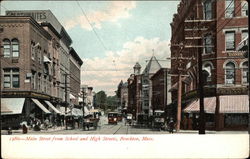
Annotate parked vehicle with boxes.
[126,113,133,126]
[83,114,99,130]
[108,112,118,124]
[137,114,149,127]
[117,113,123,122]
[152,110,166,131]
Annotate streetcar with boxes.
[108,112,118,124]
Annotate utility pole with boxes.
[81,87,86,130]
[64,73,70,130]
[196,1,205,135]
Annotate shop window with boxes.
[225,31,235,51]
[203,0,212,20]
[225,0,234,18]
[225,62,235,84]
[3,68,20,88]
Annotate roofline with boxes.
[69,47,83,66]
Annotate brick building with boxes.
[141,56,162,115]
[127,62,142,119]
[170,0,248,130]
[0,10,83,129]
[151,68,171,114]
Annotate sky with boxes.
[1,1,180,96]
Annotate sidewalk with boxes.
[1,126,65,135]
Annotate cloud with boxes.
[81,37,171,96]
[64,1,136,30]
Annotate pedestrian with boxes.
[168,118,174,133]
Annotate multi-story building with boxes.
[0,10,83,128]
[117,80,129,114]
[141,56,162,116]
[170,0,248,130]
[127,62,142,119]
[69,47,83,106]
[151,68,172,115]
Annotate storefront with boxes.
[183,95,249,130]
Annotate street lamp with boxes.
[81,87,86,130]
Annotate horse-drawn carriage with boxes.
[83,114,99,130]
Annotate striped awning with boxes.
[1,98,25,115]
[219,95,249,113]
[183,95,249,114]
[31,99,51,114]
[45,101,62,114]
[183,97,216,113]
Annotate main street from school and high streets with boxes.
[1,115,248,135]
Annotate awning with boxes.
[90,109,100,113]
[71,108,83,116]
[43,56,51,63]
[1,98,25,115]
[183,95,249,114]
[45,101,62,114]
[31,99,51,114]
[69,93,76,99]
[183,97,216,114]
[60,107,71,115]
[219,95,249,113]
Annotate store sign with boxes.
[6,11,47,21]
[227,51,244,57]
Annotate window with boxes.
[225,62,235,84]
[203,63,212,82]
[242,30,248,40]
[204,34,213,54]
[225,31,235,51]
[3,68,20,88]
[241,1,248,17]
[3,39,20,58]
[31,42,35,60]
[242,62,248,84]
[3,39,11,57]
[38,73,41,91]
[11,39,19,57]
[225,0,234,18]
[31,71,36,89]
[204,0,212,20]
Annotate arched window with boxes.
[11,39,19,57]
[203,63,212,82]
[242,61,248,84]
[3,39,11,57]
[225,62,235,84]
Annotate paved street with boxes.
[1,115,248,135]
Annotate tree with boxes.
[95,91,107,110]
[106,95,118,111]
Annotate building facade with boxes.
[170,0,249,130]
[141,56,162,115]
[151,68,172,114]
[0,10,83,129]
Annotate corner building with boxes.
[0,10,83,129]
[170,0,248,130]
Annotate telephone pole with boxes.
[196,1,205,135]
[81,87,86,129]
[64,73,70,130]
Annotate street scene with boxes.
[0,0,249,136]
[0,0,249,158]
